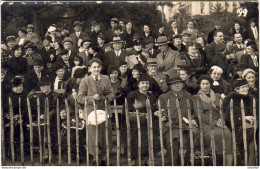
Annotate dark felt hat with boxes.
[39,77,51,86]
[11,77,23,88]
[233,79,248,89]
[118,61,127,67]
[62,37,73,45]
[173,34,182,39]
[33,58,44,66]
[107,65,119,75]
[132,64,145,74]
[74,21,83,27]
[197,75,213,85]
[44,36,52,42]
[137,74,151,84]
[132,40,142,46]
[23,41,37,50]
[155,36,170,46]
[144,38,154,45]
[81,37,93,46]
[52,63,65,72]
[6,36,16,43]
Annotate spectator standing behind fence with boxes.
[126,40,147,69]
[155,36,182,78]
[242,69,259,99]
[192,75,233,165]
[179,66,199,95]
[168,34,187,53]
[126,74,157,166]
[69,21,89,52]
[38,36,55,67]
[223,79,258,166]
[77,58,115,165]
[157,74,199,165]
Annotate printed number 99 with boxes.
[237,8,248,17]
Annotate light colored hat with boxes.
[87,110,109,125]
[155,36,170,46]
[62,37,73,45]
[27,24,34,28]
[211,65,223,74]
[147,58,158,65]
[242,68,255,79]
[48,25,56,32]
[111,36,124,44]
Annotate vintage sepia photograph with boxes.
[1,1,259,167]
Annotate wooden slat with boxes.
[135,100,142,166]
[27,98,34,165]
[74,99,80,165]
[114,99,120,166]
[37,97,43,165]
[93,100,99,166]
[157,99,165,166]
[219,99,226,166]
[46,98,52,165]
[230,99,237,166]
[167,99,174,165]
[19,98,24,165]
[176,99,184,166]
[65,99,71,165]
[105,99,110,165]
[124,99,131,166]
[252,98,258,166]
[8,98,15,164]
[147,99,154,166]
[84,98,89,166]
[209,104,216,166]
[240,99,247,166]
[43,99,47,166]
[197,100,204,166]
[187,99,194,166]
[56,99,61,165]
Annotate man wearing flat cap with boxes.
[69,21,89,52]
[156,74,199,165]
[155,36,182,78]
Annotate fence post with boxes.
[56,99,61,165]
[197,100,204,166]
[43,99,47,166]
[1,105,6,165]
[146,99,154,166]
[209,104,216,166]
[252,98,258,166]
[219,99,226,166]
[240,99,247,166]
[27,98,34,165]
[157,99,165,166]
[65,99,71,165]
[93,100,99,166]
[104,99,110,165]
[113,99,120,166]
[167,99,174,165]
[135,100,142,166]
[37,97,43,165]
[84,98,89,166]
[230,99,237,166]
[176,99,184,166]
[145,99,151,166]
[19,98,24,165]
[124,99,131,166]
[46,98,52,165]
[74,99,80,166]
[187,99,194,166]
[8,98,15,165]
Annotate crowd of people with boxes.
[1,16,259,166]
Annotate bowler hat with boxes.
[62,37,73,45]
[146,58,157,65]
[80,37,93,46]
[74,21,83,27]
[44,36,52,42]
[233,79,248,89]
[144,38,154,45]
[155,36,170,46]
[111,36,124,44]
[6,36,16,43]
[167,74,183,85]
[11,77,23,88]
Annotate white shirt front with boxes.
[251,26,258,40]
[54,76,63,90]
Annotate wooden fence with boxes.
[1,97,258,166]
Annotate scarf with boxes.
[198,89,217,108]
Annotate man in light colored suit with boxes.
[155,36,182,78]
[77,58,115,165]
[69,21,89,52]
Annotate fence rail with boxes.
[1,97,258,166]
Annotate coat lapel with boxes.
[88,76,98,94]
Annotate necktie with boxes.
[58,80,63,89]
[95,76,102,95]
[176,94,181,102]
